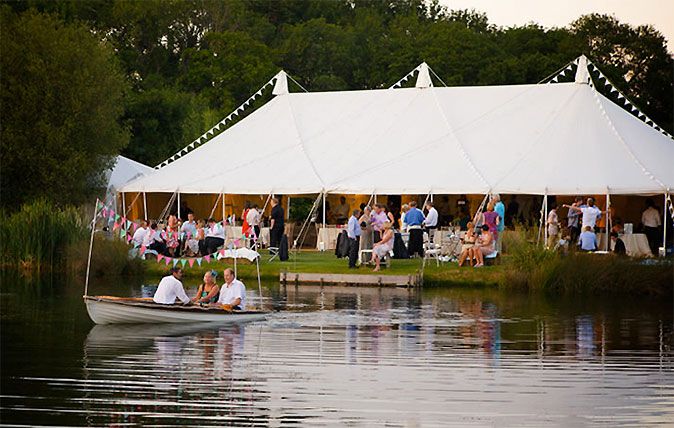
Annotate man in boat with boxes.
[153,267,191,305]
[217,268,246,310]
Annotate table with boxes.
[597,233,652,257]
[225,226,270,248]
[316,227,343,250]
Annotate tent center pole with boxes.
[143,192,148,220]
[177,192,181,219]
[287,196,291,220]
[543,192,548,248]
[122,192,126,220]
[222,193,226,223]
[662,192,669,257]
[605,192,611,252]
[322,192,326,228]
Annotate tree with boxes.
[0,8,129,209]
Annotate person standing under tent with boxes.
[481,201,500,242]
[493,194,505,251]
[400,204,410,231]
[359,206,374,264]
[405,201,425,257]
[564,197,602,232]
[335,196,350,225]
[423,201,439,242]
[269,197,284,248]
[566,197,583,244]
[346,209,361,268]
[246,204,261,248]
[153,267,190,305]
[641,198,661,256]
[546,203,560,249]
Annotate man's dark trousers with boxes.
[348,237,359,268]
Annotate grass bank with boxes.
[140,245,672,296]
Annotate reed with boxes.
[0,199,86,273]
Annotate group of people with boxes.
[131,197,286,258]
[457,195,505,267]
[132,213,227,258]
[153,267,247,310]
[344,200,446,271]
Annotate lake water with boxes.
[1,274,673,427]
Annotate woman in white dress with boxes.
[372,221,394,272]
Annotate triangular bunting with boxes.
[172,259,179,267]
[188,258,195,268]
[180,259,187,267]
[204,255,211,263]
[197,258,202,266]
[164,257,171,265]
[157,254,164,262]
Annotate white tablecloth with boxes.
[225,226,270,248]
[597,233,652,257]
[316,227,343,250]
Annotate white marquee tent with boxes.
[106,155,154,200]
[121,57,674,197]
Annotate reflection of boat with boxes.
[84,296,269,324]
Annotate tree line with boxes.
[1,0,672,210]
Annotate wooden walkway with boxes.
[280,272,422,288]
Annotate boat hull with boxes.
[84,296,269,325]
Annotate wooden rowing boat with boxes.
[84,295,270,325]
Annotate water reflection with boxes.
[1,277,673,426]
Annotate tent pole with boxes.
[177,192,181,220]
[222,193,226,223]
[662,192,669,257]
[605,191,611,252]
[143,192,148,220]
[122,192,126,220]
[84,198,99,297]
[543,190,548,248]
[374,194,378,204]
[322,192,326,228]
[287,196,291,220]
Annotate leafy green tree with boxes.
[0,8,129,210]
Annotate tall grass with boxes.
[499,228,673,295]
[0,199,86,273]
[0,199,144,277]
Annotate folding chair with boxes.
[268,247,279,261]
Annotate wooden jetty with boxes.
[280,272,422,288]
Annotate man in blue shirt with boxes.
[578,226,597,251]
[347,209,362,268]
[406,201,425,257]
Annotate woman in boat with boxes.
[192,270,220,304]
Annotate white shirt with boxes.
[132,227,146,246]
[424,207,439,227]
[153,275,190,304]
[641,207,661,227]
[246,208,261,227]
[217,279,246,310]
[181,220,197,238]
[206,223,225,239]
[142,228,162,246]
[581,206,601,229]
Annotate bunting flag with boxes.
[112,222,120,231]
[189,258,195,268]
[157,254,164,262]
[115,214,121,221]
[165,257,171,266]
[153,70,282,169]
[172,259,179,267]
[197,258,202,266]
[204,255,211,263]
[140,245,146,254]
[180,259,187,268]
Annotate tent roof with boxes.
[107,156,154,193]
[121,81,674,196]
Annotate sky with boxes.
[440,0,674,51]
